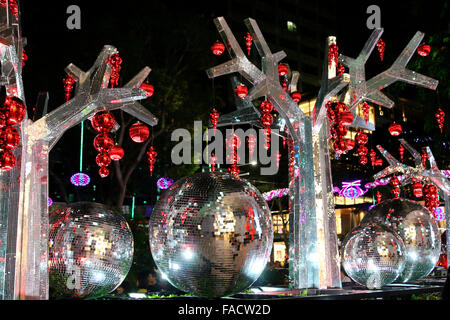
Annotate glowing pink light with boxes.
[48,197,53,207]
[435,207,445,221]
[70,172,90,187]
[157,177,174,190]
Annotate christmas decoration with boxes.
[337,64,345,76]
[376,191,382,204]
[399,144,405,162]
[328,43,338,67]
[93,133,114,153]
[388,122,402,136]
[147,146,157,176]
[259,100,273,150]
[210,153,217,172]
[0,95,26,126]
[290,91,301,103]
[0,125,20,150]
[342,223,406,289]
[0,150,16,171]
[211,40,225,55]
[49,202,133,299]
[63,74,76,102]
[390,175,401,199]
[234,83,248,98]
[278,63,289,77]
[91,110,116,133]
[326,101,354,155]
[424,183,439,216]
[360,102,370,123]
[156,177,174,190]
[355,132,369,165]
[421,150,429,168]
[70,172,91,187]
[435,108,445,134]
[376,38,385,61]
[210,108,219,133]
[244,32,252,56]
[107,53,122,87]
[98,166,109,178]
[129,121,149,143]
[48,197,53,207]
[247,134,256,161]
[417,43,431,56]
[370,149,376,169]
[139,82,154,97]
[412,180,423,198]
[361,198,441,283]
[149,172,272,298]
[109,144,124,161]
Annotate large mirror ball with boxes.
[361,198,441,283]
[48,202,134,299]
[149,172,273,298]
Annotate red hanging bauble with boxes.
[107,53,122,88]
[228,164,240,176]
[93,133,114,152]
[63,74,76,102]
[421,151,429,168]
[360,102,370,123]
[260,113,273,127]
[339,111,354,126]
[417,43,431,57]
[0,150,16,171]
[375,158,383,167]
[139,82,154,97]
[0,126,20,150]
[345,138,355,151]
[227,133,242,150]
[376,38,385,61]
[91,110,115,133]
[244,32,253,56]
[147,146,157,176]
[376,191,382,204]
[370,149,376,169]
[211,41,225,55]
[388,122,402,136]
[109,144,124,161]
[399,144,405,162]
[412,180,423,198]
[98,166,109,178]
[210,153,217,172]
[337,64,345,76]
[129,121,150,143]
[22,49,27,67]
[357,145,368,157]
[0,96,26,126]
[278,64,289,77]
[435,108,445,134]
[260,100,273,113]
[355,132,368,145]
[390,176,401,199]
[210,108,219,133]
[424,183,439,215]
[96,152,112,167]
[234,84,248,99]
[290,92,302,103]
[359,156,368,165]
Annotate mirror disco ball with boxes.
[342,222,407,289]
[149,171,273,298]
[48,202,134,299]
[361,198,441,283]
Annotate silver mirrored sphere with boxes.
[48,202,134,299]
[342,223,407,289]
[361,198,441,282]
[149,172,273,298]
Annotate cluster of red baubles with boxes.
[369,148,383,169]
[147,146,157,176]
[399,144,405,162]
[63,74,76,102]
[260,100,274,150]
[355,131,369,165]
[91,110,121,178]
[0,96,26,171]
[328,43,339,67]
[390,176,401,199]
[388,122,402,136]
[287,137,295,178]
[278,63,289,92]
[227,133,241,176]
[210,152,217,172]
[337,64,345,76]
[412,180,423,198]
[107,53,122,88]
[424,183,439,216]
[435,108,445,134]
[376,38,385,61]
[360,102,370,123]
[326,101,355,156]
[210,108,219,133]
[421,150,429,168]
[417,43,431,57]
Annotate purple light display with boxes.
[157,177,174,190]
[48,197,53,207]
[435,207,445,221]
[70,172,90,187]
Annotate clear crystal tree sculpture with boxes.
[206,17,438,289]
[0,3,158,299]
[374,139,449,265]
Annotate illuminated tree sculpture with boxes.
[206,17,438,289]
[0,3,157,299]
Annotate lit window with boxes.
[287,21,297,32]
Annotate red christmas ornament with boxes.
[98,166,109,178]
[147,146,157,176]
[129,121,149,143]
[360,102,370,123]
[345,138,355,151]
[139,82,154,97]
[22,49,27,68]
[96,152,112,167]
[339,111,354,126]
[390,176,401,199]
[370,149,376,169]
[388,122,402,136]
[260,113,273,127]
[91,110,115,133]
[109,144,124,161]
[337,64,345,76]
[359,156,368,165]
[412,180,423,198]
[417,43,431,57]
[210,108,219,133]
[107,53,122,88]
[290,92,302,103]
[376,38,385,61]
[228,164,240,176]
[375,158,383,167]
[234,83,248,99]
[435,108,445,134]
[357,145,368,157]
[93,133,114,152]
[376,191,382,204]
[260,100,274,113]
[278,64,289,77]
[0,96,26,126]
[399,144,405,162]
[210,153,217,172]
[355,132,368,145]
[63,74,76,102]
[0,150,16,171]
[247,134,256,160]
[0,126,20,150]
[259,100,273,150]
[211,41,225,55]
[424,183,439,215]
[244,32,253,56]
[421,151,429,168]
